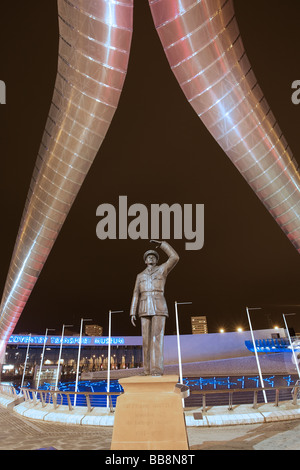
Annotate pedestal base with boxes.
[111,375,189,450]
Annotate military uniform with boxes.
[130,241,179,375]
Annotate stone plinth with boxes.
[110,375,189,450]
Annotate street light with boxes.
[174,301,192,408]
[246,307,267,403]
[36,328,55,390]
[107,310,123,409]
[282,313,300,379]
[74,318,92,406]
[21,333,31,389]
[55,324,74,390]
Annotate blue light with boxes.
[283,375,293,387]
[14,374,299,408]
[8,335,45,345]
[8,334,125,346]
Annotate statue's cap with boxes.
[143,250,159,262]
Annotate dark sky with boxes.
[0,0,299,338]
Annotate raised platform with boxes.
[1,391,300,427]
[111,375,189,450]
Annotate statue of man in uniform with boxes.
[130,240,179,376]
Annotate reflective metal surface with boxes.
[0,0,133,360]
[149,0,300,251]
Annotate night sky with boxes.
[0,0,299,338]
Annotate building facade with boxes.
[1,328,286,383]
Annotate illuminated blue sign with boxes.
[94,337,125,345]
[8,335,45,345]
[8,335,125,346]
[50,336,92,345]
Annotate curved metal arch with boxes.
[149,0,300,249]
[0,0,134,361]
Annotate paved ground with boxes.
[188,419,300,450]
[0,404,112,450]
[1,404,300,450]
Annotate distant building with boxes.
[85,324,103,336]
[191,316,208,334]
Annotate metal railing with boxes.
[190,384,300,412]
[1,383,299,415]
[20,387,123,413]
[0,384,18,397]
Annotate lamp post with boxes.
[107,310,123,409]
[55,324,73,390]
[74,318,92,406]
[246,307,267,403]
[21,333,31,389]
[282,313,300,379]
[36,328,55,390]
[175,301,192,407]
[175,301,192,385]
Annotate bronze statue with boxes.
[130,240,179,376]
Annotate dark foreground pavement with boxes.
[1,404,300,451]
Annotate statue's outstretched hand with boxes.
[131,315,136,327]
[150,239,162,248]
